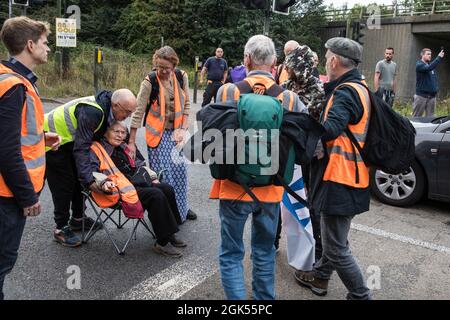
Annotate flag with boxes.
[281,165,315,271]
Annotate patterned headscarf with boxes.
[284,45,326,121]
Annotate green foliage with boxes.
[2,0,327,66]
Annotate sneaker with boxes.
[186,209,197,220]
[152,243,183,258]
[69,216,103,232]
[54,226,82,247]
[169,235,187,248]
[294,270,328,296]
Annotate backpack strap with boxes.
[235,80,253,94]
[146,68,185,106]
[275,174,309,208]
[234,79,285,97]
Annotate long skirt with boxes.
[148,130,188,222]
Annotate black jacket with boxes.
[73,90,113,187]
[309,68,371,216]
[0,59,40,208]
[186,101,324,168]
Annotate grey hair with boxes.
[335,54,358,68]
[244,35,276,66]
[108,121,127,131]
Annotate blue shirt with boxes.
[204,57,228,81]
[416,57,442,97]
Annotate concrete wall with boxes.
[320,15,450,102]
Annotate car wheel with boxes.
[370,160,426,207]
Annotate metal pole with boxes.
[8,0,13,18]
[94,48,99,94]
[55,0,63,77]
[193,56,199,104]
[161,37,164,48]
[263,8,271,36]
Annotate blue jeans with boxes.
[219,200,279,300]
[314,214,372,300]
[0,202,27,300]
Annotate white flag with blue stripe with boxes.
[281,165,315,271]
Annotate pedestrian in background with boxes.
[0,17,60,300]
[275,40,299,85]
[413,48,445,117]
[200,48,228,107]
[374,47,397,108]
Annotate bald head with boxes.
[284,40,300,56]
[111,88,137,121]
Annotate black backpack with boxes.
[341,81,416,174]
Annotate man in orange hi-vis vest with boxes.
[294,37,373,300]
[0,17,61,300]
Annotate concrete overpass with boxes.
[321,14,450,102]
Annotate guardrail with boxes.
[324,0,450,21]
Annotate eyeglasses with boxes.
[112,129,127,136]
[116,103,133,116]
[156,65,174,71]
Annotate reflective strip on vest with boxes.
[0,67,46,197]
[21,93,44,146]
[25,155,46,169]
[45,97,103,147]
[322,82,371,188]
[145,71,186,148]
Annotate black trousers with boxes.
[0,201,26,300]
[46,143,84,229]
[202,81,223,107]
[136,182,182,245]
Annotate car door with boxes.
[437,120,450,198]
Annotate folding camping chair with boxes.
[81,190,155,255]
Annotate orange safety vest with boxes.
[210,75,297,203]
[0,64,46,198]
[278,66,289,85]
[90,141,141,208]
[322,82,371,188]
[144,72,186,148]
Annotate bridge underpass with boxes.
[321,14,450,102]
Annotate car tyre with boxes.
[370,160,426,207]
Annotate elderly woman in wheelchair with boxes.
[89,121,187,258]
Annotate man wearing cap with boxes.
[294,37,372,300]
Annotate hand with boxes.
[439,50,445,58]
[45,132,62,151]
[23,201,41,217]
[173,128,186,146]
[127,143,137,160]
[89,181,103,193]
[152,179,160,184]
[102,181,116,193]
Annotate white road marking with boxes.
[351,223,450,254]
[116,255,218,300]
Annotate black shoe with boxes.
[54,226,82,247]
[69,216,103,232]
[169,234,187,248]
[186,209,197,220]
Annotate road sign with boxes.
[56,18,77,48]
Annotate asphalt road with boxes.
[3,97,450,300]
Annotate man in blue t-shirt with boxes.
[200,48,228,107]
[413,48,445,117]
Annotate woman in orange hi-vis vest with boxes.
[0,17,61,300]
[128,46,196,223]
[89,122,187,258]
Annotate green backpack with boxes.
[209,81,300,217]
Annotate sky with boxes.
[323,0,396,8]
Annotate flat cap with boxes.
[325,37,363,63]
